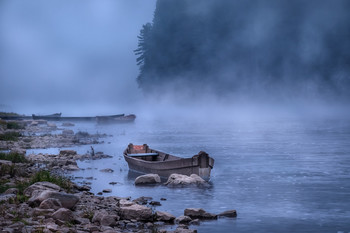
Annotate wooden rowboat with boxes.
[123,144,214,180]
[97,114,136,124]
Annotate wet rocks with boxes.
[134,173,161,185]
[165,174,208,187]
[100,168,114,173]
[0,120,105,150]
[119,203,153,221]
[133,196,153,205]
[218,209,237,218]
[59,150,77,156]
[156,211,176,223]
[184,208,217,220]
[175,215,192,224]
[62,122,75,127]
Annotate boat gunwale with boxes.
[123,147,214,169]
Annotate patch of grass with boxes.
[83,209,94,222]
[0,184,10,193]
[0,169,72,200]
[0,112,21,116]
[0,164,17,177]
[0,152,27,163]
[0,132,21,141]
[6,122,25,130]
[30,170,72,192]
[0,119,6,127]
[75,131,90,137]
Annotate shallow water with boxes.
[27,117,350,233]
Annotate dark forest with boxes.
[135,0,350,102]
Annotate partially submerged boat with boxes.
[97,114,136,124]
[32,113,62,120]
[123,144,214,180]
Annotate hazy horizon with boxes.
[1,0,349,120]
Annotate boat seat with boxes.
[127,153,159,157]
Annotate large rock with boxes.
[165,174,207,187]
[0,160,13,166]
[92,210,119,226]
[175,215,192,224]
[0,194,16,203]
[39,198,62,210]
[52,208,74,221]
[119,199,135,207]
[28,190,79,209]
[135,174,161,185]
[218,209,237,218]
[4,188,19,195]
[156,211,176,222]
[120,203,153,221]
[184,208,217,220]
[23,182,61,197]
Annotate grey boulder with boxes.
[135,174,161,185]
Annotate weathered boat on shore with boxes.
[97,114,136,124]
[123,144,214,180]
[32,113,62,120]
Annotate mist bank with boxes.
[135,0,350,103]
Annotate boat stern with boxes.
[192,151,215,181]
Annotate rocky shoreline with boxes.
[0,119,236,232]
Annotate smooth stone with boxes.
[218,209,237,218]
[165,174,207,187]
[52,208,74,222]
[184,208,217,220]
[28,190,79,209]
[134,174,161,185]
[156,211,175,222]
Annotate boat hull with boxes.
[97,114,136,124]
[123,144,214,180]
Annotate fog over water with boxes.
[0,0,349,118]
[0,0,156,115]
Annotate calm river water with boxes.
[27,116,350,233]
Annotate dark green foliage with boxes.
[75,131,90,137]
[0,119,6,127]
[0,112,21,116]
[0,164,17,177]
[6,122,24,130]
[0,132,21,141]
[0,183,9,193]
[135,0,350,99]
[0,170,72,199]
[30,170,72,192]
[0,152,27,163]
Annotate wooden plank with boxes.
[127,153,159,157]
